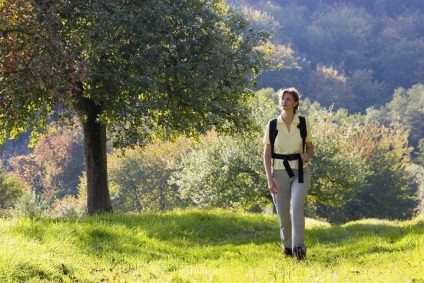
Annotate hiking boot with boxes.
[293,246,306,261]
[283,247,293,257]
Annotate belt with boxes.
[271,153,304,183]
[272,153,300,161]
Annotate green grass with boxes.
[0,209,423,283]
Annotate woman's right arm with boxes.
[263,144,278,194]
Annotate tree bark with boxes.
[75,94,112,214]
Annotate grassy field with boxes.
[0,209,423,283]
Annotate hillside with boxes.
[226,0,424,114]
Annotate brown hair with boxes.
[277,87,301,114]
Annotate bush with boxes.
[0,170,28,217]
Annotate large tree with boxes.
[0,0,270,214]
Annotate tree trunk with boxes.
[76,95,113,214]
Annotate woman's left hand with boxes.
[300,152,309,162]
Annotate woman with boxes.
[263,87,314,260]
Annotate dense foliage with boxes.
[107,140,192,213]
[8,122,84,204]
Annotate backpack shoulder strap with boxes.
[269,118,278,155]
[297,116,307,152]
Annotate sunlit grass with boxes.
[0,209,423,282]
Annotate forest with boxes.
[1,0,423,223]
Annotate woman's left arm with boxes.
[301,142,314,162]
[302,120,314,162]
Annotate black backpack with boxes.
[269,116,307,156]
[269,116,307,183]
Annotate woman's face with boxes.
[280,92,298,112]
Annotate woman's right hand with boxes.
[268,178,278,194]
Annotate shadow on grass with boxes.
[62,211,281,262]
[84,210,278,244]
[11,211,424,262]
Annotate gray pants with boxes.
[272,168,310,252]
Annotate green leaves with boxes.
[172,132,268,210]
[1,0,271,147]
[307,106,370,208]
